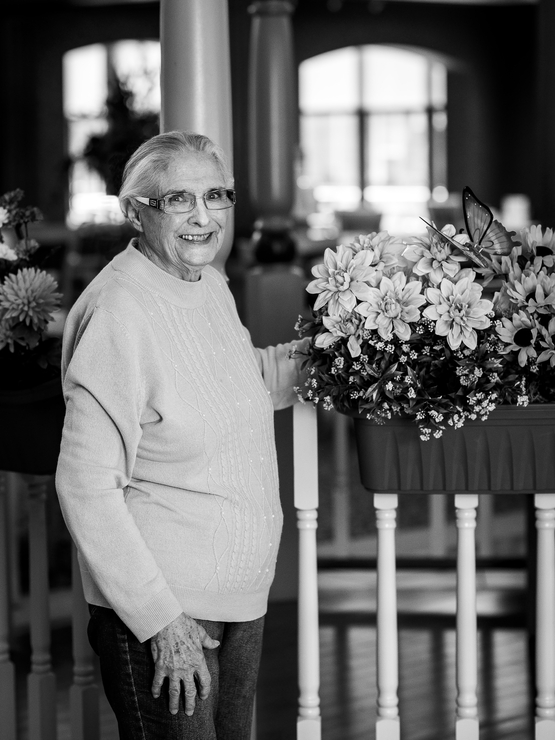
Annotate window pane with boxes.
[111,40,161,114]
[300,47,359,113]
[301,115,360,209]
[362,46,428,111]
[366,112,429,186]
[63,45,108,118]
[431,62,447,108]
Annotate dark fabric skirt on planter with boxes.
[0,377,66,475]
[350,404,555,494]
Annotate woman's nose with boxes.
[188,198,211,226]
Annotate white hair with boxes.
[118,131,234,220]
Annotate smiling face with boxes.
[129,151,230,282]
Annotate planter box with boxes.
[0,378,65,475]
[350,404,555,494]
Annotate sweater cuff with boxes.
[124,588,184,643]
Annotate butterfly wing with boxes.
[419,217,490,268]
[463,186,518,256]
[463,186,493,244]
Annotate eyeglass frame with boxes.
[135,188,236,214]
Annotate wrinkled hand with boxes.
[151,613,220,716]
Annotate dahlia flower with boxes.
[0,267,62,332]
[307,244,377,314]
[356,272,426,341]
[403,224,466,284]
[423,274,493,350]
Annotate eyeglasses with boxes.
[135,188,236,214]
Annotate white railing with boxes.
[1,405,552,739]
[0,471,99,740]
[292,402,555,740]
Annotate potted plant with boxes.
[295,187,555,493]
[0,189,65,474]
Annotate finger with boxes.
[196,662,212,701]
[184,682,197,717]
[168,680,182,715]
[197,625,220,650]
[151,667,165,699]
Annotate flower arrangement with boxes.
[0,190,63,390]
[295,190,555,439]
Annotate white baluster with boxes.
[374,493,400,740]
[25,474,57,740]
[455,493,479,740]
[331,412,351,558]
[293,403,321,740]
[535,493,555,740]
[0,472,16,740]
[70,545,99,740]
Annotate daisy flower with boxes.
[307,244,377,314]
[496,310,538,366]
[423,273,493,350]
[355,272,426,341]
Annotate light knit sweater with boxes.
[55,242,305,643]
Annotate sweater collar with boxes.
[111,240,209,309]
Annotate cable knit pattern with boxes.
[56,243,304,642]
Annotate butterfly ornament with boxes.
[421,186,520,271]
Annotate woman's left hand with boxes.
[150,612,220,716]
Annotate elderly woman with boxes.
[55,131,306,739]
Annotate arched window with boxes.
[299,45,447,233]
[63,40,161,227]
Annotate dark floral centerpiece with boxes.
[0,189,63,390]
[295,187,555,440]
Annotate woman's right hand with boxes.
[150,612,220,716]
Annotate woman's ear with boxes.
[126,202,144,233]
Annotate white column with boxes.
[159,0,234,274]
[25,474,57,740]
[455,493,479,740]
[0,472,16,740]
[535,493,555,740]
[374,493,400,740]
[293,403,321,740]
[70,545,100,740]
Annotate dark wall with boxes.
[0,0,541,234]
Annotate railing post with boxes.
[70,544,100,740]
[374,493,400,740]
[293,403,321,740]
[0,471,17,740]
[26,473,57,740]
[455,493,479,740]
[534,493,555,739]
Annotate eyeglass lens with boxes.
[164,189,234,213]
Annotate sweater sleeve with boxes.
[55,306,183,642]
[251,336,310,410]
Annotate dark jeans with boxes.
[87,605,264,740]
